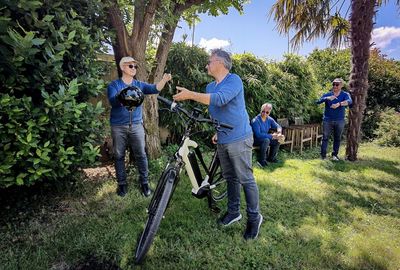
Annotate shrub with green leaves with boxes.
[163,45,321,142]
[374,108,400,147]
[232,53,319,123]
[163,42,211,142]
[0,0,106,187]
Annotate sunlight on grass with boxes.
[254,158,331,200]
[343,211,400,269]
[1,143,399,269]
[94,181,115,200]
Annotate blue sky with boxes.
[173,0,400,60]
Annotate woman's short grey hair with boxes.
[261,103,273,113]
[210,49,232,70]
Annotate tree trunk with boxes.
[144,14,181,159]
[346,0,376,161]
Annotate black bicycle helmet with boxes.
[118,86,144,110]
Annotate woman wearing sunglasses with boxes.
[316,78,352,161]
[107,56,172,197]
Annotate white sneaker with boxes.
[332,155,340,161]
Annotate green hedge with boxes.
[0,0,106,187]
[162,44,320,143]
[374,108,400,147]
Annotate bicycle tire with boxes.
[210,164,227,202]
[134,170,175,264]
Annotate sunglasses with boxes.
[332,82,340,86]
[261,110,271,114]
[128,64,138,69]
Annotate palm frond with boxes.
[269,0,349,49]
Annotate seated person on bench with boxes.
[251,103,283,167]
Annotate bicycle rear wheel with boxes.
[134,170,176,264]
[210,164,227,202]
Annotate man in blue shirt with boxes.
[251,103,282,167]
[107,56,171,197]
[173,49,262,240]
[316,78,352,160]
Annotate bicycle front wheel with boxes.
[134,170,176,264]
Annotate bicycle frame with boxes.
[150,96,229,208]
[134,96,231,264]
[180,135,219,198]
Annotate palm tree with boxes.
[269,0,396,161]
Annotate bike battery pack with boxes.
[188,150,203,186]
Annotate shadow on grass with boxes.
[315,158,400,218]
[1,146,399,270]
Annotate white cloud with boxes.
[198,38,231,52]
[372,26,400,49]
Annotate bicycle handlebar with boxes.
[157,95,233,130]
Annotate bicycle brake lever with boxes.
[170,101,178,111]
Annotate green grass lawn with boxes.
[1,143,399,270]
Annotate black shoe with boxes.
[256,160,267,168]
[217,212,242,226]
[331,155,340,161]
[117,184,128,197]
[141,183,152,197]
[267,158,279,163]
[243,214,263,240]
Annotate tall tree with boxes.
[269,0,397,160]
[105,0,245,158]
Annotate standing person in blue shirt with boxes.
[107,56,172,197]
[251,103,282,167]
[173,49,263,240]
[316,78,352,160]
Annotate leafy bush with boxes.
[163,46,322,143]
[364,50,400,138]
[374,108,400,147]
[307,48,351,89]
[233,53,319,123]
[163,42,211,142]
[275,54,320,122]
[231,53,270,118]
[0,0,106,187]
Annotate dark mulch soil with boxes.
[72,255,120,270]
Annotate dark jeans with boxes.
[217,136,260,222]
[321,120,345,158]
[111,124,148,186]
[254,138,280,164]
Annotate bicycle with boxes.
[134,96,233,264]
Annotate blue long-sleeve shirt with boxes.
[107,79,159,125]
[251,114,281,144]
[207,73,252,144]
[316,90,353,121]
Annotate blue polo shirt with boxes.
[207,73,252,144]
[316,90,353,121]
[251,114,281,145]
[107,79,158,125]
